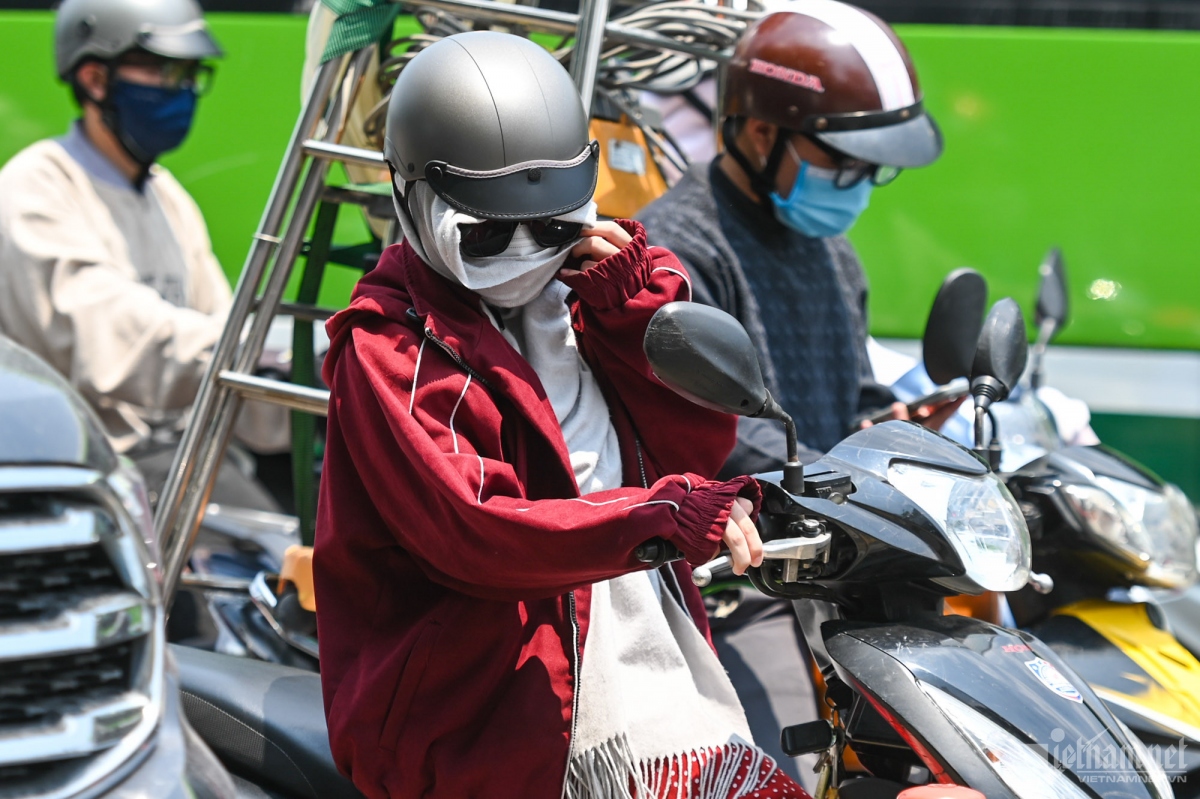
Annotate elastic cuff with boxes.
[670,475,762,565]
[558,219,651,310]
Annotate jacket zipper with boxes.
[421,326,497,394]
[634,436,649,490]
[562,589,582,797]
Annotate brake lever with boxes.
[692,533,832,588]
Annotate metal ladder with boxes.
[152,0,727,610]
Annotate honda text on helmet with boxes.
[55,0,223,166]
[384,32,601,306]
[723,1,942,237]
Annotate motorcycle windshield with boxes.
[990,391,1061,472]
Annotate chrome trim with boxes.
[0,591,152,662]
[9,623,167,799]
[0,464,165,798]
[0,691,150,767]
[0,466,104,493]
[248,571,319,660]
[179,573,253,592]
[217,370,330,416]
[249,571,279,610]
[0,506,102,553]
[302,139,384,168]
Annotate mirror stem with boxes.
[755,392,805,494]
[780,413,806,494]
[972,406,1002,469]
[973,405,987,451]
[1029,318,1057,391]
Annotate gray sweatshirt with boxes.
[0,126,231,453]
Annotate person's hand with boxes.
[860,401,910,429]
[859,398,966,432]
[723,497,763,576]
[559,221,633,276]
[911,396,967,431]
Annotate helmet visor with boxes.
[135,21,224,62]
[814,112,943,170]
[426,142,599,222]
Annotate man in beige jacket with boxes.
[0,0,277,509]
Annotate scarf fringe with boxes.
[565,736,777,799]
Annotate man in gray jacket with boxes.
[638,4,948,785]
[639,3,947,476]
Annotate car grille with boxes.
[0,643,133,729]
[0,544,122,620]
[0,487,156,797]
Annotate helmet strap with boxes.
[722,117,791,207]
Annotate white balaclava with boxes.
[394,178,597,308]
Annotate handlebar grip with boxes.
[633,538,685,567]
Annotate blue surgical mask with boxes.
[770,141,873,238]
[107,81,198,165]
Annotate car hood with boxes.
[0,336,117,472]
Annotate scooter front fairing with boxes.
[825,613,1168,798]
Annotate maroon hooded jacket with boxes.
[315,220,761,798]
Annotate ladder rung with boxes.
[277,302,339,322]
[303,140,385,168]
[218,371,329,416]
[321,185,394,217]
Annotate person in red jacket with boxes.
[314,32,811,799]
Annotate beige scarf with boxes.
[486,281,766,799]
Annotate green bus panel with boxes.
[855,25,1200,351]
[1090,414,1199,500]
[0,13,1195,494]
[2,14,1198,349]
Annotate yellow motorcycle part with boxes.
[278,544,317,613]
[589,117,669,220]
[1056,599,1200,732]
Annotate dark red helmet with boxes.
[723,3,941,169]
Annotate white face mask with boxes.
[394,179,597,309]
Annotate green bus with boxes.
[1,0,1196,495]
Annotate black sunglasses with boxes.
[458,218,583,259]
[802,135,901,189]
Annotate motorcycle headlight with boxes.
[1063,479,1198,588]
[888,463,1031,592]
[919,682,1091,799]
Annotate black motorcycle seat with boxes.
[171,644,364,799]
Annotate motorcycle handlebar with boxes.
[633,538,685,568]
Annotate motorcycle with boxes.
[936,252,1200,794]
[639,296,1176,798]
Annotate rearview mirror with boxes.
[644,302,804,491]
[971,298,1029,407]
[922,268,988,385]
[1035,247,1069,335]
[644,302,769,417]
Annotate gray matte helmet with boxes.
[385,32,598,221]
[55,0,223,80]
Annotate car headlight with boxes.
[888,463,1031,592]
[1063,479,1198,588]
[919,682,1091,799]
